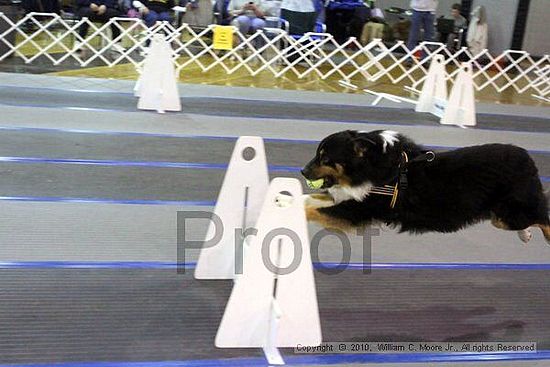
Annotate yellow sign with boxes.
[213,26,234,50]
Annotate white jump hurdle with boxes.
[415,54,448,117]
[135,34,181,113]
[412,55,477,127]
[441,62,477,127]
[194,136,269,280]
[362,54,477,128]
[194,137,322,365]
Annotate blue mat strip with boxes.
[0,156,548,182]
[0,125,548,155]
[0,156,301,173]
[0,196,215,206]
[0,261,549,270]
[1,350,549,367]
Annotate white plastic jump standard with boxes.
[194,136,269,280]
[441,62,477,127]
[136,34,181,113]
[416,54,448,117]
[215,178,322,364]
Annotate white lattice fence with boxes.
[0,12,548,100]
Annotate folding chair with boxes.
[278,3,326,66]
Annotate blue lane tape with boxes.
[0,156,301,173]
[0,261,193,269]
[0,196,215,206]
[0,125,549,155]
[338,262,550,270]
[0,126,319,145]
[1,261,549,270]
[1,351,549,367]
[284,351,550,364]
[0,359,268,367]
[0,156,547,182]
[0,101,122,113]
[0,84,136,96]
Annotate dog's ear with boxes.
[352,137,376,157]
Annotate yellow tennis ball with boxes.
[306,178,324,189]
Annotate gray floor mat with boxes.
[0,269,548,364]
[0,129,547,172]
[0,87,548,133]
[0,129,548,170]
[0,162,546,201]
[0,163,297,201]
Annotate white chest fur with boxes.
[328,182,373,204]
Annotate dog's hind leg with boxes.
[534,224,550,245]
[490,215,509,230]
[491,214,532,244]
[535,190,550,244]
[517,229,533,244]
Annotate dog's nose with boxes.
[301,169,306,176]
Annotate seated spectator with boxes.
[325,0,370,43]
[228,0,269,34]
[22,0,60,14]
[21,0,60,31]
[438,3,467,49]
[138,0,175,27]
[280,0,317,35]
[75,0,125,53]
[214,0,233,25]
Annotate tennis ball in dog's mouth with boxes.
[306,178,324,190]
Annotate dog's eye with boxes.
[320,157,330,165]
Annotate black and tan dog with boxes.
[301,129,550,244]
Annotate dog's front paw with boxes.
[304,193,334,209]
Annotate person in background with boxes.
[467,5,488,56]
[75,0,125,53]
[263,0,282,19]
[280,0,316,35]
[449,3,466,32]
[439,3,466,48]
[406,0,437,57]
[228,0,269,34]
[214,0,233,25]
[139,0,175,27]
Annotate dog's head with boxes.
[302,130,418,189]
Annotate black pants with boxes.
[78,7,121,40]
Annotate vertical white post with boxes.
[136,34,181,112]
[194,136,269,280]
[215,178,322,363]
[441,62,476,127]
[416,54,448,117]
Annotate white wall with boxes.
[376,0,520,55]
[471,0,518,54]
[522,0,550,56]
